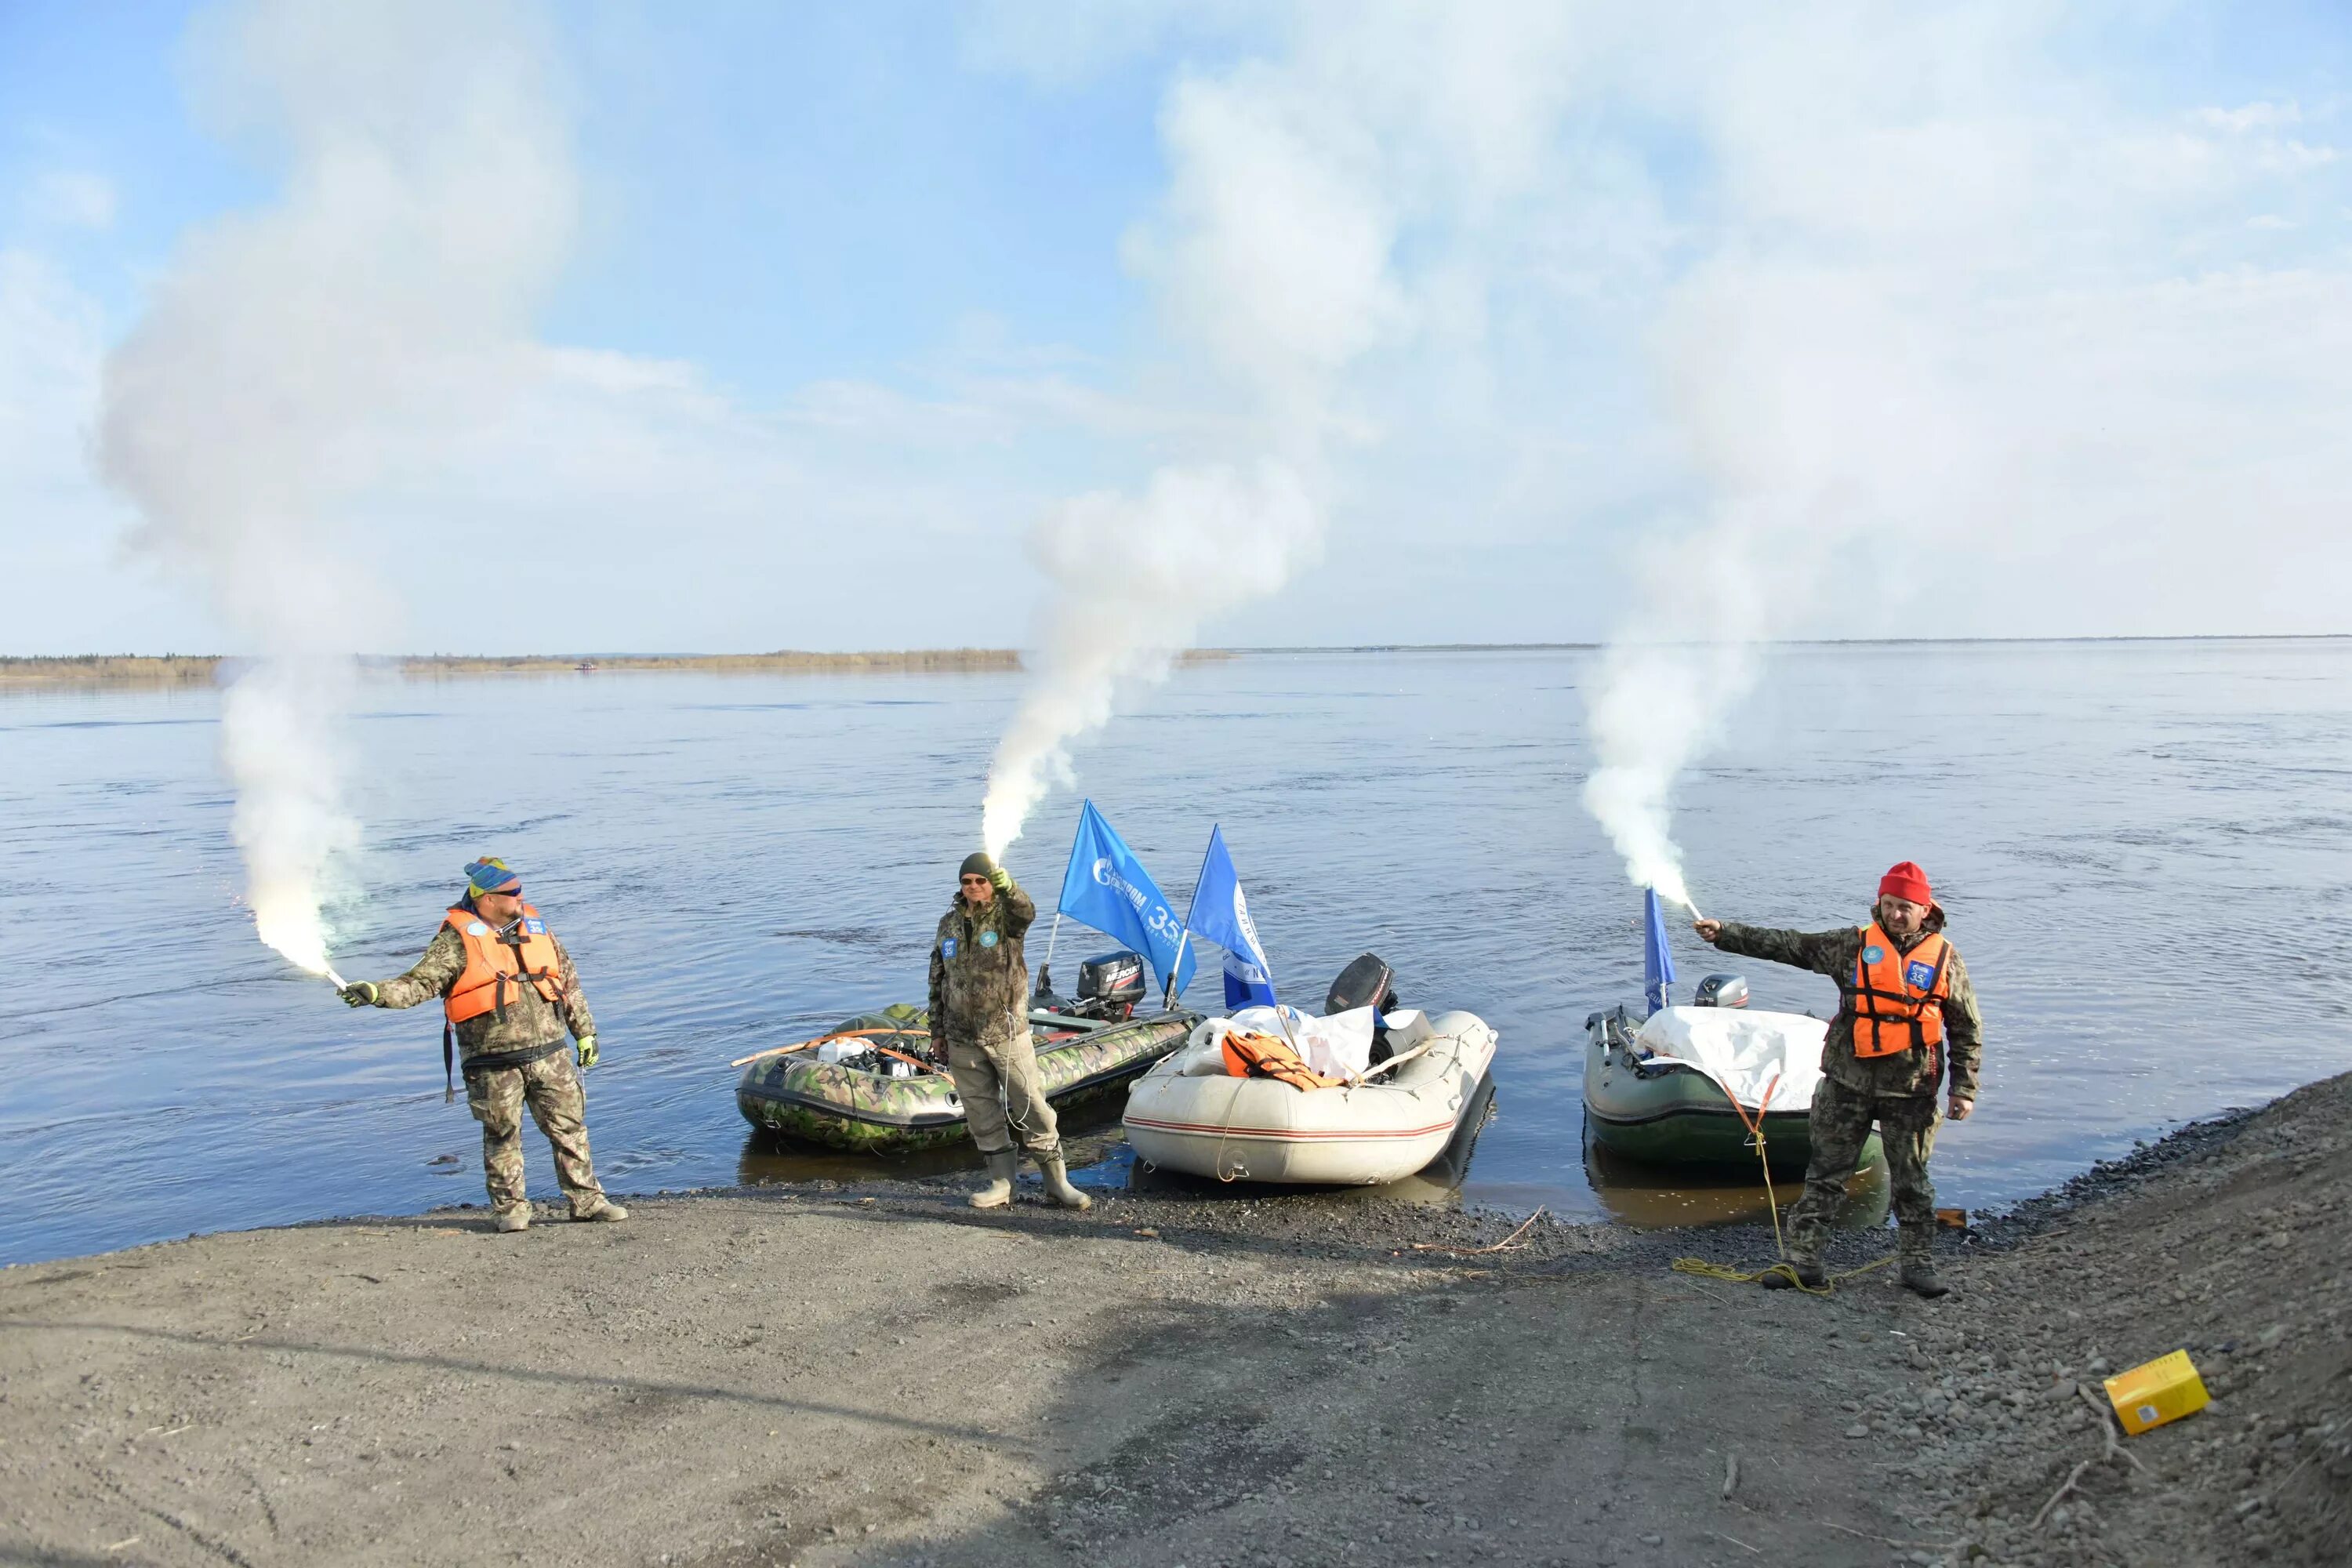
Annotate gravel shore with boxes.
[4,1073,2345,1567]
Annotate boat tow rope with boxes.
[1665,1067,1896,1298]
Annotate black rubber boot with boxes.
[1760,1259,1826,1290]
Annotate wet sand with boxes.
[3,1075,2346,1568]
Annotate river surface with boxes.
[4,640,2347,1265]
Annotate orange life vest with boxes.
[1849,922,1950,1059]
[1221,1029,1345,1091]
[442,903,564,1026]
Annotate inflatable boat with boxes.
[1581,995,1882,1175]
[736,953,1196,1152]
[1123,996,1500,1185]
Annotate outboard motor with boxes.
[1073,949,1148,1021]
[1694,972,1750,1009]
[1325,952,1398,1015]
[1325,952,1406,1064]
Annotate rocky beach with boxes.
[4,1070,2344,1567]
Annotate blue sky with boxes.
[4,1,2350,655]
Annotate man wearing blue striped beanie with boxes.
[339,857,625,1232]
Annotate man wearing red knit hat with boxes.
[1695,861,1981,1297]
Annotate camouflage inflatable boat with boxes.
[736,1001,1196,1154]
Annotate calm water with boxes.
[3,641,2347,1265]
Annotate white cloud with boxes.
[20,169,118,231]
[2196,100,2304,133]
[9,0,2350,660]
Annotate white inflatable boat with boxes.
[1123,1006,1499,1185]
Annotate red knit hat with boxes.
[1878,861,1932,906]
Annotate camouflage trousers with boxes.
[946,1031,1061,1159]
[463,1048,607,1218]
[1787,1076,1940,1264]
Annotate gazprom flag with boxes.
[1185,826,1277,1009]
[1056,800,1198,997]
[1643,885,1676,1014]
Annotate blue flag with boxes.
[1643,885,1677,1014]
[1055,800,1198,998]
[1185,826,1277,1009]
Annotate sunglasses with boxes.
[960,875,991,884]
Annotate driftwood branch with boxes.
[2032,1385,2149,1531]
[1409,1207,1546,1255]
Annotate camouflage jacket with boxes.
[372,919,596,1065]
[927,882,1036,1045]
[1708,909,1982,1101]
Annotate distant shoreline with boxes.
[0,649,1025,688]
[2,633,2339,688]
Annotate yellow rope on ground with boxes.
[1672,1253,1897,1294]
[1663,1065,1897,1297]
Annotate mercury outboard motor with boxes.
[1694,972,1750,1008]
[1073,949,1148,1021]
[1326,952,1406,1064]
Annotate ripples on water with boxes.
[2,641,2347,1265]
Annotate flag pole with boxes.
[1173,825,1221,1013]
[1163,929,1189,1010]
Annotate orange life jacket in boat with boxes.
[1849,922,1950,1059]
[442,903,564,1025]
[1221,1030,1345,1091]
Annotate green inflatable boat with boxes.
[1581,1002,1883,1174]
[736,1002,1196,1154]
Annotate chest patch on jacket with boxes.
[523,916,547,935]
[979,930,999,949]
[1862,945,1884,965]
[1905,960,1936,989]
[942,937,958,959]
[466,920,489,936]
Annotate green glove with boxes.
[339,981,379,1007]
[988,862,1012,893]
[576,1034,599,1070]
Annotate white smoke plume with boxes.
[978,60,1402,859]
[982,461,1321,859]
[979,10,1577,858]
[1578,5,2352,910]
[96,0,575,973]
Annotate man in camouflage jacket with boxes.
[1696,860,1981,1297]
[340,858,624,1232]
[929,852,1091,1212]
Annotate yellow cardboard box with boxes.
[2103,1349,2209,1436]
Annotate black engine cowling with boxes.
[1079,950,1147,1012]
[1325,952,1406,1065]
[1325,952,1398,1016]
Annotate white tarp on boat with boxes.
[1179,1004,1387,1079]
[1632,1006,1831,1115]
